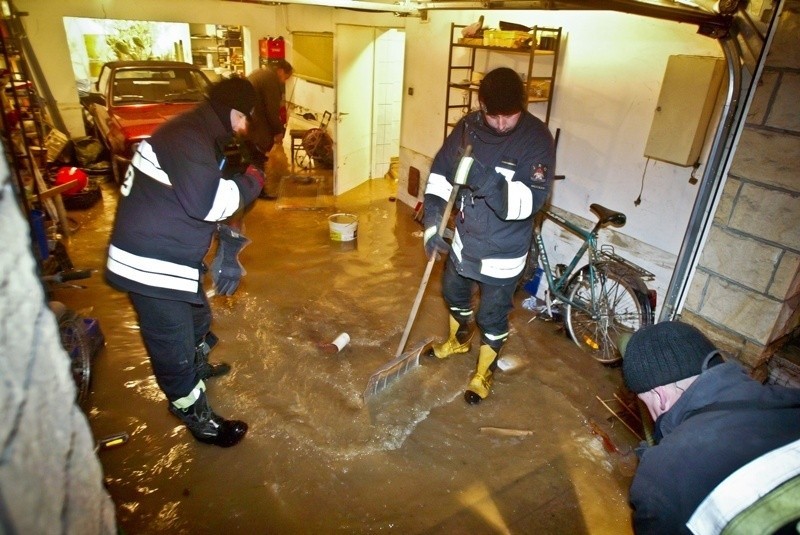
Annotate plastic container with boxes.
[483,30,530,48]
[524,267,544,297]
[328,213,358,242]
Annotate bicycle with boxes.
[521,202,656,364]
[42,268,97,405]
[294,111,333,171]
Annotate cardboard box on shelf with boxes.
[483,30,532,48]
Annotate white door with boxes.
[370,29,405,180]
[335,25,375,195]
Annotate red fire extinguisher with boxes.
[259,36,285,63]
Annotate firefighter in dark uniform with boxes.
[106,77,264,447]
[423,67,555,404]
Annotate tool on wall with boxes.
[1,2,72,241]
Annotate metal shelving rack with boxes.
[444,23,562,140]
[1,0,72,241]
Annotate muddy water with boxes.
[55,177,638,534]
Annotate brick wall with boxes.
[684,0,800,370]
[0,155,116,532]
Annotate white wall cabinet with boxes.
[644,55,726,167]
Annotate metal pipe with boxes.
[659,36,742,321]
[659,0,784,321]
[226,0,417,13]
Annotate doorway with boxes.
[335,25,405,195]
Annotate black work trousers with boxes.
[129,292,211,402]
[441,259,517,350]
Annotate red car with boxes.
[81,61,212,183]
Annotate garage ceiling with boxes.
[226,0,737,37]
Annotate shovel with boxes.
[364,146,474,400]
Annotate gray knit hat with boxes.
[623,321,717,393]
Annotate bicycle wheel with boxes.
[563,261,652,364]
[294,148,312,171]
[57,308,92,405]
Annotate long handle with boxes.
[394,146,473,358]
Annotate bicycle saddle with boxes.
[590,203,626,228]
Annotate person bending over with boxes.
[623,321,800,534]
[106,77,264,447]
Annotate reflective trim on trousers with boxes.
[172,381,206,409]
[442,260,516,346]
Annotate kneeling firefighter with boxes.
[422,67,555,404]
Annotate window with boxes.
[291,32,333,86]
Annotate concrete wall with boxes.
[0,159,116,531]
[683,0,800,370]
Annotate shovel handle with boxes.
[394,146,473,358]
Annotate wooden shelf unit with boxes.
[444,24,562,139]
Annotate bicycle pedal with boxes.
[96,431,129,451]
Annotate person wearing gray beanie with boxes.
[621,321,800,534]
[623,321,718,395]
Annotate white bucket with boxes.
[328,213,358,242]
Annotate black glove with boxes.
[210,224,251,296]
[469,170,505,198]
[423,225,450,261]
[242,139,267,168]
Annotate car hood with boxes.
[110,102,201,142]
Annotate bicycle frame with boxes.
[528,204,656,363]
[534,208,601,313]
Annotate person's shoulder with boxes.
[248,68,267,80]
[151,104,215,147]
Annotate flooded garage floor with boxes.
[54,175,642,534]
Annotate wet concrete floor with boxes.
[54,174,641,534]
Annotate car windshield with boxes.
[111,68,209,104]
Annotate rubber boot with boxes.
[195,331,231,380]
[464,344,499,405]
[169,389,248,447]
[432,315,474,359]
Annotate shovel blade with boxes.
[363,339,434,400]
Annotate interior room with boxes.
[1,0,798,532]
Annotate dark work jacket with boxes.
[247,67,284,154]
[629,361,800,534]
[423,111,555,284]
[106,102,261,303]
